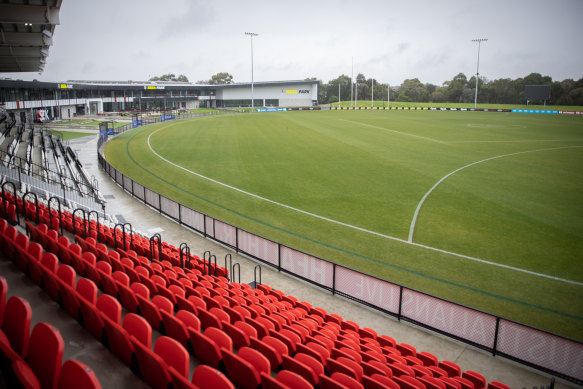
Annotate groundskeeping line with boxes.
[146,126,583,287]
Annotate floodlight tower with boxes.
[472,38,487,109]
[245,32,259,111]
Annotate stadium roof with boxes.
[0,0,62,73]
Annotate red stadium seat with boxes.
[276,370,313,389]
[191,365,234,389]
[362,374,400,389]
[461,371,486,389]
[131,335,172,389]
[57,359,101,389]
[2,296,32,358]
[222,348,262,389]
[154,336,190,379]
[26,322,64,389]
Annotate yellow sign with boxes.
[59,84,72,89]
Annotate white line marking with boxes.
[337,119,446,143]
[408,145,583,243]
[449,139,583,144]
[144,126,583,286]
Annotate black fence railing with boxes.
[97,111,583,385]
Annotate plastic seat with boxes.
[78,295,105,342]
[131,335,172,389]
[390,362,415,378]
[396,343,417,358]
[235,320,258,340]
[411,364,434,378]
[76,277,98,304]
[438,361,461,378]
[26,323,64,389]
[2,296,32,358]
[117,282,139,313]
[59,277,81,320]
[191,365,234,389]
[269,329,299,354]
[102,314,134,366]
[154,336,190,378]
[282,354,319,386]
[319,373,350,389]
[205,327,232,352]
[169,366,198,389]
[276,370,313,389]
[448,377,475,389]
[249,336,282,371]
[260,371,289,389]
[161,310,189,346]
[57,359,101,389]
[199,308,223,330]
[0,276,6,327]
[209,307,230,324]
[461,371,486,389]
[10,358,42,389]
[362,374,400,389]
[97,293,122,324]
[393,375,426,389]
[331,372,365,389]
[487,382,510,389]
[222,348,262,389]
[417,351,439,367]
[176,310,201,333]
[137,295,163,331]
[190,330,223,369]
[123,313,152,348]
[239,346,270,375]
[328,356,364,381]
[439,377,463,389]
[419,375,447,389]
[295,352,324,379]
[222,320,251,349]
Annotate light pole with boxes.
[245,32,259,111]
[472,38,487,109]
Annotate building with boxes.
[0,78,319,126]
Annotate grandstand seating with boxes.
[0,190,514,389]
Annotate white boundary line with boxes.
[145,125,583,287]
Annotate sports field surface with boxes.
[105,109,583,340]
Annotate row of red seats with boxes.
[4,193,512,389]
[0,275,101,389]
[1,217,240,389]
[17,199,228,277]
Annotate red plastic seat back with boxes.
[26,322,64,389]
[123,313,152,348]
[192,365,234,389]
[3,296,32,357]
[57,359,101,389]
[154,336,189,378]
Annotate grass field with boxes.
[46,130,94,140]
[105,109,583,340]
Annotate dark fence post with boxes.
[492,317,501,356]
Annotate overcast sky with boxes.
[5,0,583,85]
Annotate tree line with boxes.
[317,72,583,106]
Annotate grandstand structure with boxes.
[0,109,105,215]
[1,2,580,388]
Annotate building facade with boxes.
[0,79,319,126]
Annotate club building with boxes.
[0,79,319,125]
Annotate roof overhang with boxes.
[0,0,62,73]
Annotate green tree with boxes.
[209,72,234,85]
[149,73,189,82]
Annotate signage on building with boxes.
[145,85,165,90]
[282,89,310,94]
[58,84,73,89]
[36,109,50,122]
